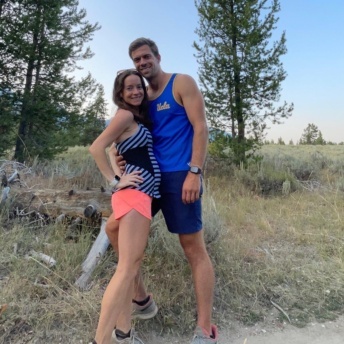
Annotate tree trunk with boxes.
[13,13,40,162]
[230,1,246,164]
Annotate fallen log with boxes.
[1,186,10,205]
[75,217,110,290]
[84,200,101,218]
[8,170,20,184]
[28,250,57,268]
[5,187,114,290]
[10,188,112,218]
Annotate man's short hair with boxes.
[129,37,160,59]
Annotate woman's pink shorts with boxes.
[111,189,152,220]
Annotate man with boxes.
[107,37,218,344]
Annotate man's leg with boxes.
[105,212,119,252]
[157,171,216,337]
[179,229,215,334]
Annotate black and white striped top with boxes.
[115,123,161,198]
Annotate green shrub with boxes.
[234,162,298,196]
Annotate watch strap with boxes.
[109,175,121,187]
[188,164,202,174]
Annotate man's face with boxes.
[131,45,160,79]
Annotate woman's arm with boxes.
[89,110,131,183]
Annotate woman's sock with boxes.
[115,328,131,340]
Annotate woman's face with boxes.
[121,74,144,108]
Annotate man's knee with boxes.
[179,230,208,259]
[105,215,119,237]
[105,214,120,253]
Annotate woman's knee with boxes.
[116,261,142,281]
[118,251,144,271]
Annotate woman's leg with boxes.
[95,210,150,344]
[105,212,151,332]
[106,214,148,298]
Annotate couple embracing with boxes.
[89,37,218,344]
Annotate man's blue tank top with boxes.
[149,74,193,172]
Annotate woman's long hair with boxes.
[113,69,151,129]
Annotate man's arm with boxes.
[175,74,208,203]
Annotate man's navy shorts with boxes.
[152,171,203,234]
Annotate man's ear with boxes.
[157,54,161,63]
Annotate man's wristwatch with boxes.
[109,175,121,187]
[188,163,202,175]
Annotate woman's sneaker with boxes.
[132,294,158,320]
[112,328,144,344]
[191,324,218,344]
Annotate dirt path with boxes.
[143,315,344,344]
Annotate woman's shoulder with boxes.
[113,108,135,124]
[115,108,134,117]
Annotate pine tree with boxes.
[299,123,326,145]
[194,0,293,164]
[0,0,21,155]
[314,131,326,145]
[277,137,285,145]
[74,75,107,147]
[0,0,100,162]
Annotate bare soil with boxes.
[2,317,344,344]
[143,314,344,344]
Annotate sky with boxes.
[75,0,344,144]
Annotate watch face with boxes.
[190,166,201,174]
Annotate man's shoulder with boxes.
[174,73,193,80]
[175,73,197,85]
[174,74,199,94]
[159,72,194,87]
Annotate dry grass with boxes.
[1,145,344,343]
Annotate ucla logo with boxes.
[157,101,171,111]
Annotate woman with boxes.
[89,69,160,344]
